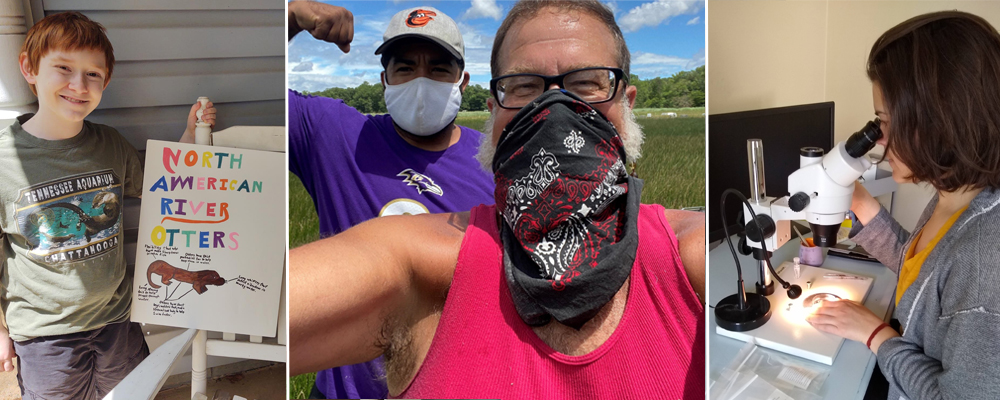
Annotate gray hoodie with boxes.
[851,187,1000,400]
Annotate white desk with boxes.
[708,236,897,399]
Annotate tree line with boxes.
[304,65,705,114]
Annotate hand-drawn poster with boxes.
[131,140,285,337]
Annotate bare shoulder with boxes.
[359,211,470,291]
[662,209,704,238]
[662,209,706,302]
[291,210,469,298]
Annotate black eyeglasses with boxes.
[489,67,627,109]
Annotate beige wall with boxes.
[707,1,829,115]
[708,1,1000,230]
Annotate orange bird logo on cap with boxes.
[406,9,437,28]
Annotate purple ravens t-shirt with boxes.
[288,90,494,398]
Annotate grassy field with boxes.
[633,107,705,118]
[287,108,704,398]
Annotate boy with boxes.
[0,12,215,399]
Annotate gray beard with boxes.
[477,96,644,173]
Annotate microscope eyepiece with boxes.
[845,118,883,158]
[800,147,824,158]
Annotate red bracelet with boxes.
[867,322,891,349]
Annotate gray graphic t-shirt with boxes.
[0,114,143,341]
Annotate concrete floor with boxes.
[0,368,18,400]
[0,363,286,400]
[155,364,287,400]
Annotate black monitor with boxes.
[708,102,835,243]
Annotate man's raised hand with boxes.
[288,1,354,53]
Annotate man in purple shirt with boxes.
[288,3,494,398]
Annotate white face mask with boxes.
[383,76,463,136]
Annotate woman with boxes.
[806,11,1000,399]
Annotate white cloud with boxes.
[603,1,619,16]
[618,0,703,32]
[463,0,502,21]
[452,22,495,82]
[292,61,314,72]
[685,48,705,70]
[687,16,700,25]
[457,21,494,50]
[361,19,389,36]
[632,51,690,67]
[628,49,704,78]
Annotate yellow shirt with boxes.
[897,206,968,305]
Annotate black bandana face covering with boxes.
[493,89,641,329]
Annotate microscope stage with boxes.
[715,261,874,365]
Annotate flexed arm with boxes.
[289,212,466,375]
[288,1,354,53]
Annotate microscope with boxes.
[715,118,883,332]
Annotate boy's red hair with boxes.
[20,12,115,93]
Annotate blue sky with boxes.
[288,0,705,92]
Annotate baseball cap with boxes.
[375,6,465,66]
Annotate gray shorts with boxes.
[13,319,150,400]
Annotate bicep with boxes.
[289,216,412,374]
[288,212,464,375]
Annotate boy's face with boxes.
[20,48,109,123]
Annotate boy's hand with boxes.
[288,1,353,53]
[0,329,15,372]
[180,101,216,144]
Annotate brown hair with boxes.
[868,11,1000,191]
[490,0,630,79]
[20,12,115,93]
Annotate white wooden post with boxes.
[191,329,208,399]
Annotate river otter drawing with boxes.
[146,260,226,294]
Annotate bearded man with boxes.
[290,1,706,398]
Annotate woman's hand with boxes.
[806,299,899,353]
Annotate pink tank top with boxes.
[397,204,705,399]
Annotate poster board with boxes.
[131,140,285,337]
